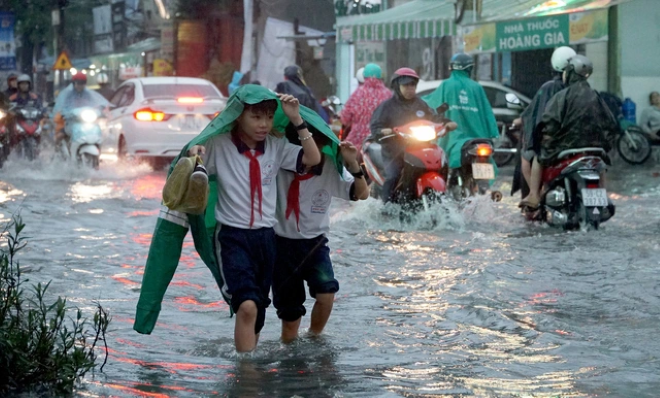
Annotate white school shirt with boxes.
[275,156,355,239]
[204,133,302,229]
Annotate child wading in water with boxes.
[273,127,369,342]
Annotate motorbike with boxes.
[492,121,520,167]
[9,104,44,161]
[361,117,451,211]
[60,107,104,169]
[448,139,502,202]
[0,108,10,167]
[321,95,343,137]
[532,147,615,231]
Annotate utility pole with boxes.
[54,0,68,92]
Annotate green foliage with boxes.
[0,216,111,396]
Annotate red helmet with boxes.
[72,72,87,83]
[392,67,419,80]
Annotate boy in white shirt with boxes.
[273,129,369,342]
[187,93,321,352]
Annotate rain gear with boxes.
[134,84,341,334]
[536,72,618,167]
[423,70,499,169]
[275,65,329,122]
[53,84,109,117]
[340,77,392,151]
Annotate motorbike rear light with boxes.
[586,182,599,188]
[476,144,493,157]
[177,97,204,104]
[135,109,167,122]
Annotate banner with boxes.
[463,9,609,54]
[0,12,16,71]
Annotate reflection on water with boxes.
[1,158,659,397]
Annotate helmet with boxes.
[72,72,87,83]
[356,67,365,84]
[391,67,420,87]
[17,74,31,85]
[566,54,593,78]
[449,53,474,72]
[6,72,17,81]
[551,46,577,72]
[96,72,109,84]
[363,63,382,79]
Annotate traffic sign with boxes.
[52,52,72,70]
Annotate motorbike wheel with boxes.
[493,142,515,167]
[617,129,652,165]
[578,204,599,232]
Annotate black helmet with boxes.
[566,54,593,78]
[450,52,474,72]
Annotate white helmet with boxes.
[551,46,577,72]
[96,72,109,84]
[356,67,365,84]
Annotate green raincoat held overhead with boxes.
[422,70,500,170]
[133,85,341,335]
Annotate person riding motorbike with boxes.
[341,63,392,152]
[5,72,18,98]
[9,74,44,110]
[368,67,457,203]
[275,65,329,122]
[94,72,114,101]
[512,46,576,197]
[521,55,619,211]
[423,53,499,173]
[53,72,110,146]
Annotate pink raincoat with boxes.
[340,78,392,151]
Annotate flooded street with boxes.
[1,154,660,398]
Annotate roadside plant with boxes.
[0,216,110,396]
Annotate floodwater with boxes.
[1,152,659,398]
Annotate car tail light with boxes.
[177,97,204,104]
[135,109,167,122]
[206,111,221,120]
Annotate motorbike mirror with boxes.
[436,102,449,115]
[505,93,523,110]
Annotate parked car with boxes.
[417,80,532,166]
[103,77,227,167]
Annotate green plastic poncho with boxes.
[422,70,500,170]
[134,85,341,334]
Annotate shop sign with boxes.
[120,65,141,80]
[153,59,173,76]
[569,9,608,44]
[355,41,386,76]
[496,14,569,52]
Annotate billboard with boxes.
[0,12,16,71]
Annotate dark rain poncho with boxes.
[275,66,328,122]
[521,74,565,152]
[537,73,618,166]
[423,70,499,169]
[134,85,341,334]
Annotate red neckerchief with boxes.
[285,173,315,231]
[243,149,264,228]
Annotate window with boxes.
[119,84,135,107]
[483,86,508,109]
[110,86,127,107]
[142,84,221,99]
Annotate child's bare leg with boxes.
[309,293,334,336]
[235,300,258,352]
[522,157,532,187]
[281,318,302,343]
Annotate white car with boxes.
[416,79,531,123]
[104,77,227,164]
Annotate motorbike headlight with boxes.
[80,109,98,123]
[0,110,5,120]
[409,126,437,142]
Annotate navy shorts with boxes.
[215,225,276,334]
[272,235,339,322]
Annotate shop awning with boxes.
[477,0,635,22]
[336,0,456,42]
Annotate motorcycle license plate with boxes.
[472,163,495,180]
[581,188,608,207]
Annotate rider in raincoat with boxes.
[53,72,109,144]
[134,85,342,335]
[423,53,499,171]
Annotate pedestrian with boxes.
[639,91,660,138]
[340,63,391,152]
[133,85,323,354]
[273,126,369,343]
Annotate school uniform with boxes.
[273,156,356,322]
[204,131,303,333]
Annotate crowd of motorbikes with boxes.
[0,102,105,170]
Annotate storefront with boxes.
[88,38,162,88]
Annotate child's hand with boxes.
[188,145,205,156]
[278,94,303,125]
[339,141,359,165]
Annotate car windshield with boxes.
[142,84,221,100]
